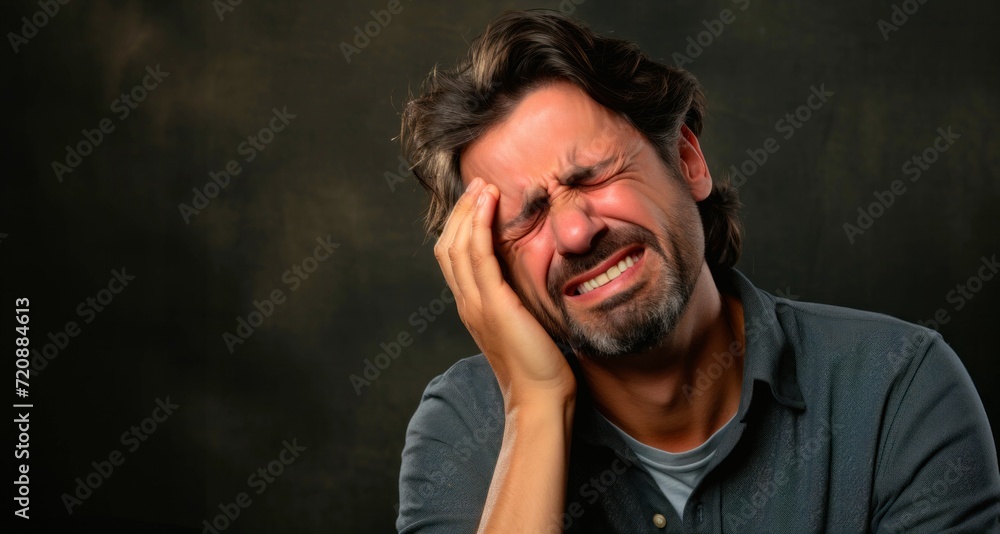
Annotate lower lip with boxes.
[567,251,645,303]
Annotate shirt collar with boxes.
[569,267,806,450]
[726,267,806,420]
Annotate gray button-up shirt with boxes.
[397,269,1000,533]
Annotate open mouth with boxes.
[564,248,645,297]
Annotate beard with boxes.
[503,213,703,360]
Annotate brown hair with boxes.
[399,9,742,269]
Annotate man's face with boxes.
[459,82,708,359]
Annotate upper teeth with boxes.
[576,254,640,295]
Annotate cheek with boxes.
[503,236,556,298]
[586,180,666,228]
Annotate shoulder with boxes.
[398,355,506,532]
[417,354,503,417]
[777,295,930,344]
[748,287,972,423]
[728,269,944,376]
[771,294,944,375]
[421,354,499,398]
[404,354,505,453]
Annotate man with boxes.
[396,9,999,533]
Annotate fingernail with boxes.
[467,177,482,191]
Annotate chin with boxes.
[564,277,692,359]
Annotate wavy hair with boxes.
[399,9,742,269]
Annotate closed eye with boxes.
[568,162,629,189]
[514,197,549,233]
[574,172,610,188]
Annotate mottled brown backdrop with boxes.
[3,0,998,532]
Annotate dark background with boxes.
[3,0,998,532]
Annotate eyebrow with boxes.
[498,156,617,234]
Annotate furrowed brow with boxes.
[559,156,616,185]
[497,150,629,235]
[500,187,548,234]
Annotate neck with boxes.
[576,263,745,453]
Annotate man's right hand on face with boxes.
[433,177,577,409]
[434,176,577,533]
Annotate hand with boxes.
[434,178,576,406]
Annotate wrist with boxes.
[504,387,576,430]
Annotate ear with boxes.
[676,123,713,202]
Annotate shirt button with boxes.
[652,513,667,528]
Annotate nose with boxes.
[548,196,606,256]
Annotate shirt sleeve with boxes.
[396,362,505,533]
[872,331,1000,533]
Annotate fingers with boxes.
[469,185,506,298]
[434,177,485,308]
[448,190,481,306]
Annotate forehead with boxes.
[458,81,640,200]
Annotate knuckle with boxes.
[468,250,484,270]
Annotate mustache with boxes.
[547,225,661,298]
